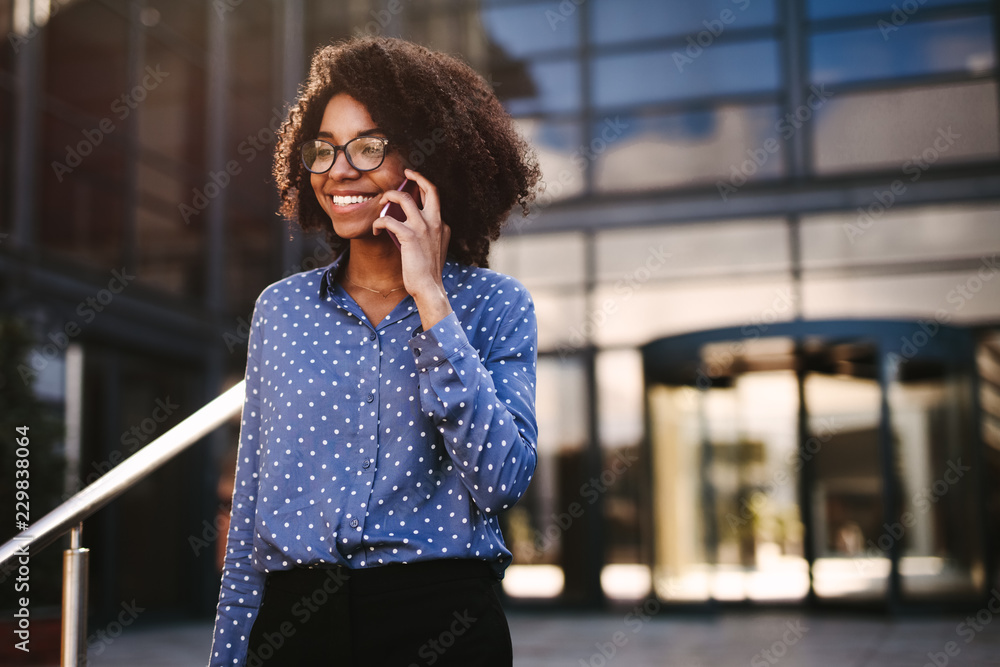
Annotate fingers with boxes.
[403,168,440,218]
[372,215,409,243]
[440,222,451,259]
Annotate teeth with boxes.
[331,194,374,206]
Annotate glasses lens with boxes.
[346,137,386,171]
[302,140,335,173]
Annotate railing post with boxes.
[61,523,89,667]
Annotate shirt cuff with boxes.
[410,311,475,372]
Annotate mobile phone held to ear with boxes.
[379,179,421,248]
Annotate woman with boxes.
[209,37,540,667]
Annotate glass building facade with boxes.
[0,0,997,626]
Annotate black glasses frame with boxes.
[300,136,390,174]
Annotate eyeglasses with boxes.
[300,136,389,173]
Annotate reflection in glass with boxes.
[812,81,999,174]
[649,339,809,602]
[501,59,580,115]
[801,204,1000,270]
[807,0,986,20]
[890,357,983,599]
[591,0,776,45]
[502,355,588,599]
[593,41,780,108]
[590,278,796,348]
[803,270,1000,324]
[811,17,995,85]
[489,232,587,288]
[593,105,783,191]
[481,3,578,57]
[514,118,584,202]
[595,218,789,282]
[803,350,887,601]
[597,350,650,599]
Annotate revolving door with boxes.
[643,320,987,609]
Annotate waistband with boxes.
[264,558,495,596]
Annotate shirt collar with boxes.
[318,250,349,300]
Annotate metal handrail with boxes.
[0,380,246,665]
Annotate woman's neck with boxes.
[341,237,404,289]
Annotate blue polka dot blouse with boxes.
[209,253,538,666]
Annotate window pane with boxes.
[530,287,588,351]
[801,204,1000,270]
[593,105,784,192]
[481,4,578,57]
[590,278,795,346]
[491,232,587,288]
[514,118,584,202]
[592,41,780,108]
[590,0,776,46]
[813,81,999,174]
[811,17,995,85]
[808,0,988,20]
[803,271,1000,323]
[501,354,588,599]
[891,358,983,600]
[596,219,789,282]
[806,369,887,601]
[39,110,127,269]
[499,59,580,114]
[44,1,127,115]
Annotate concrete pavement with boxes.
[55,609,1000,666]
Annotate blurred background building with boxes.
[1,0,998,639]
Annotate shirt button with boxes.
[350,519,359,528]
[362,458,371,469]
[369,332,376,341]
[366,392,375,403]
[414,348,421,357]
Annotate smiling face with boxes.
[309,93,406,241]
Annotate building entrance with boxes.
[643,320,986,609]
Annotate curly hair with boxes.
[273,37,540,268]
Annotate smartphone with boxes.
[379,179,421,248]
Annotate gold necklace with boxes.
[345,275,407,299]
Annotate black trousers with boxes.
[245,559,513,667]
